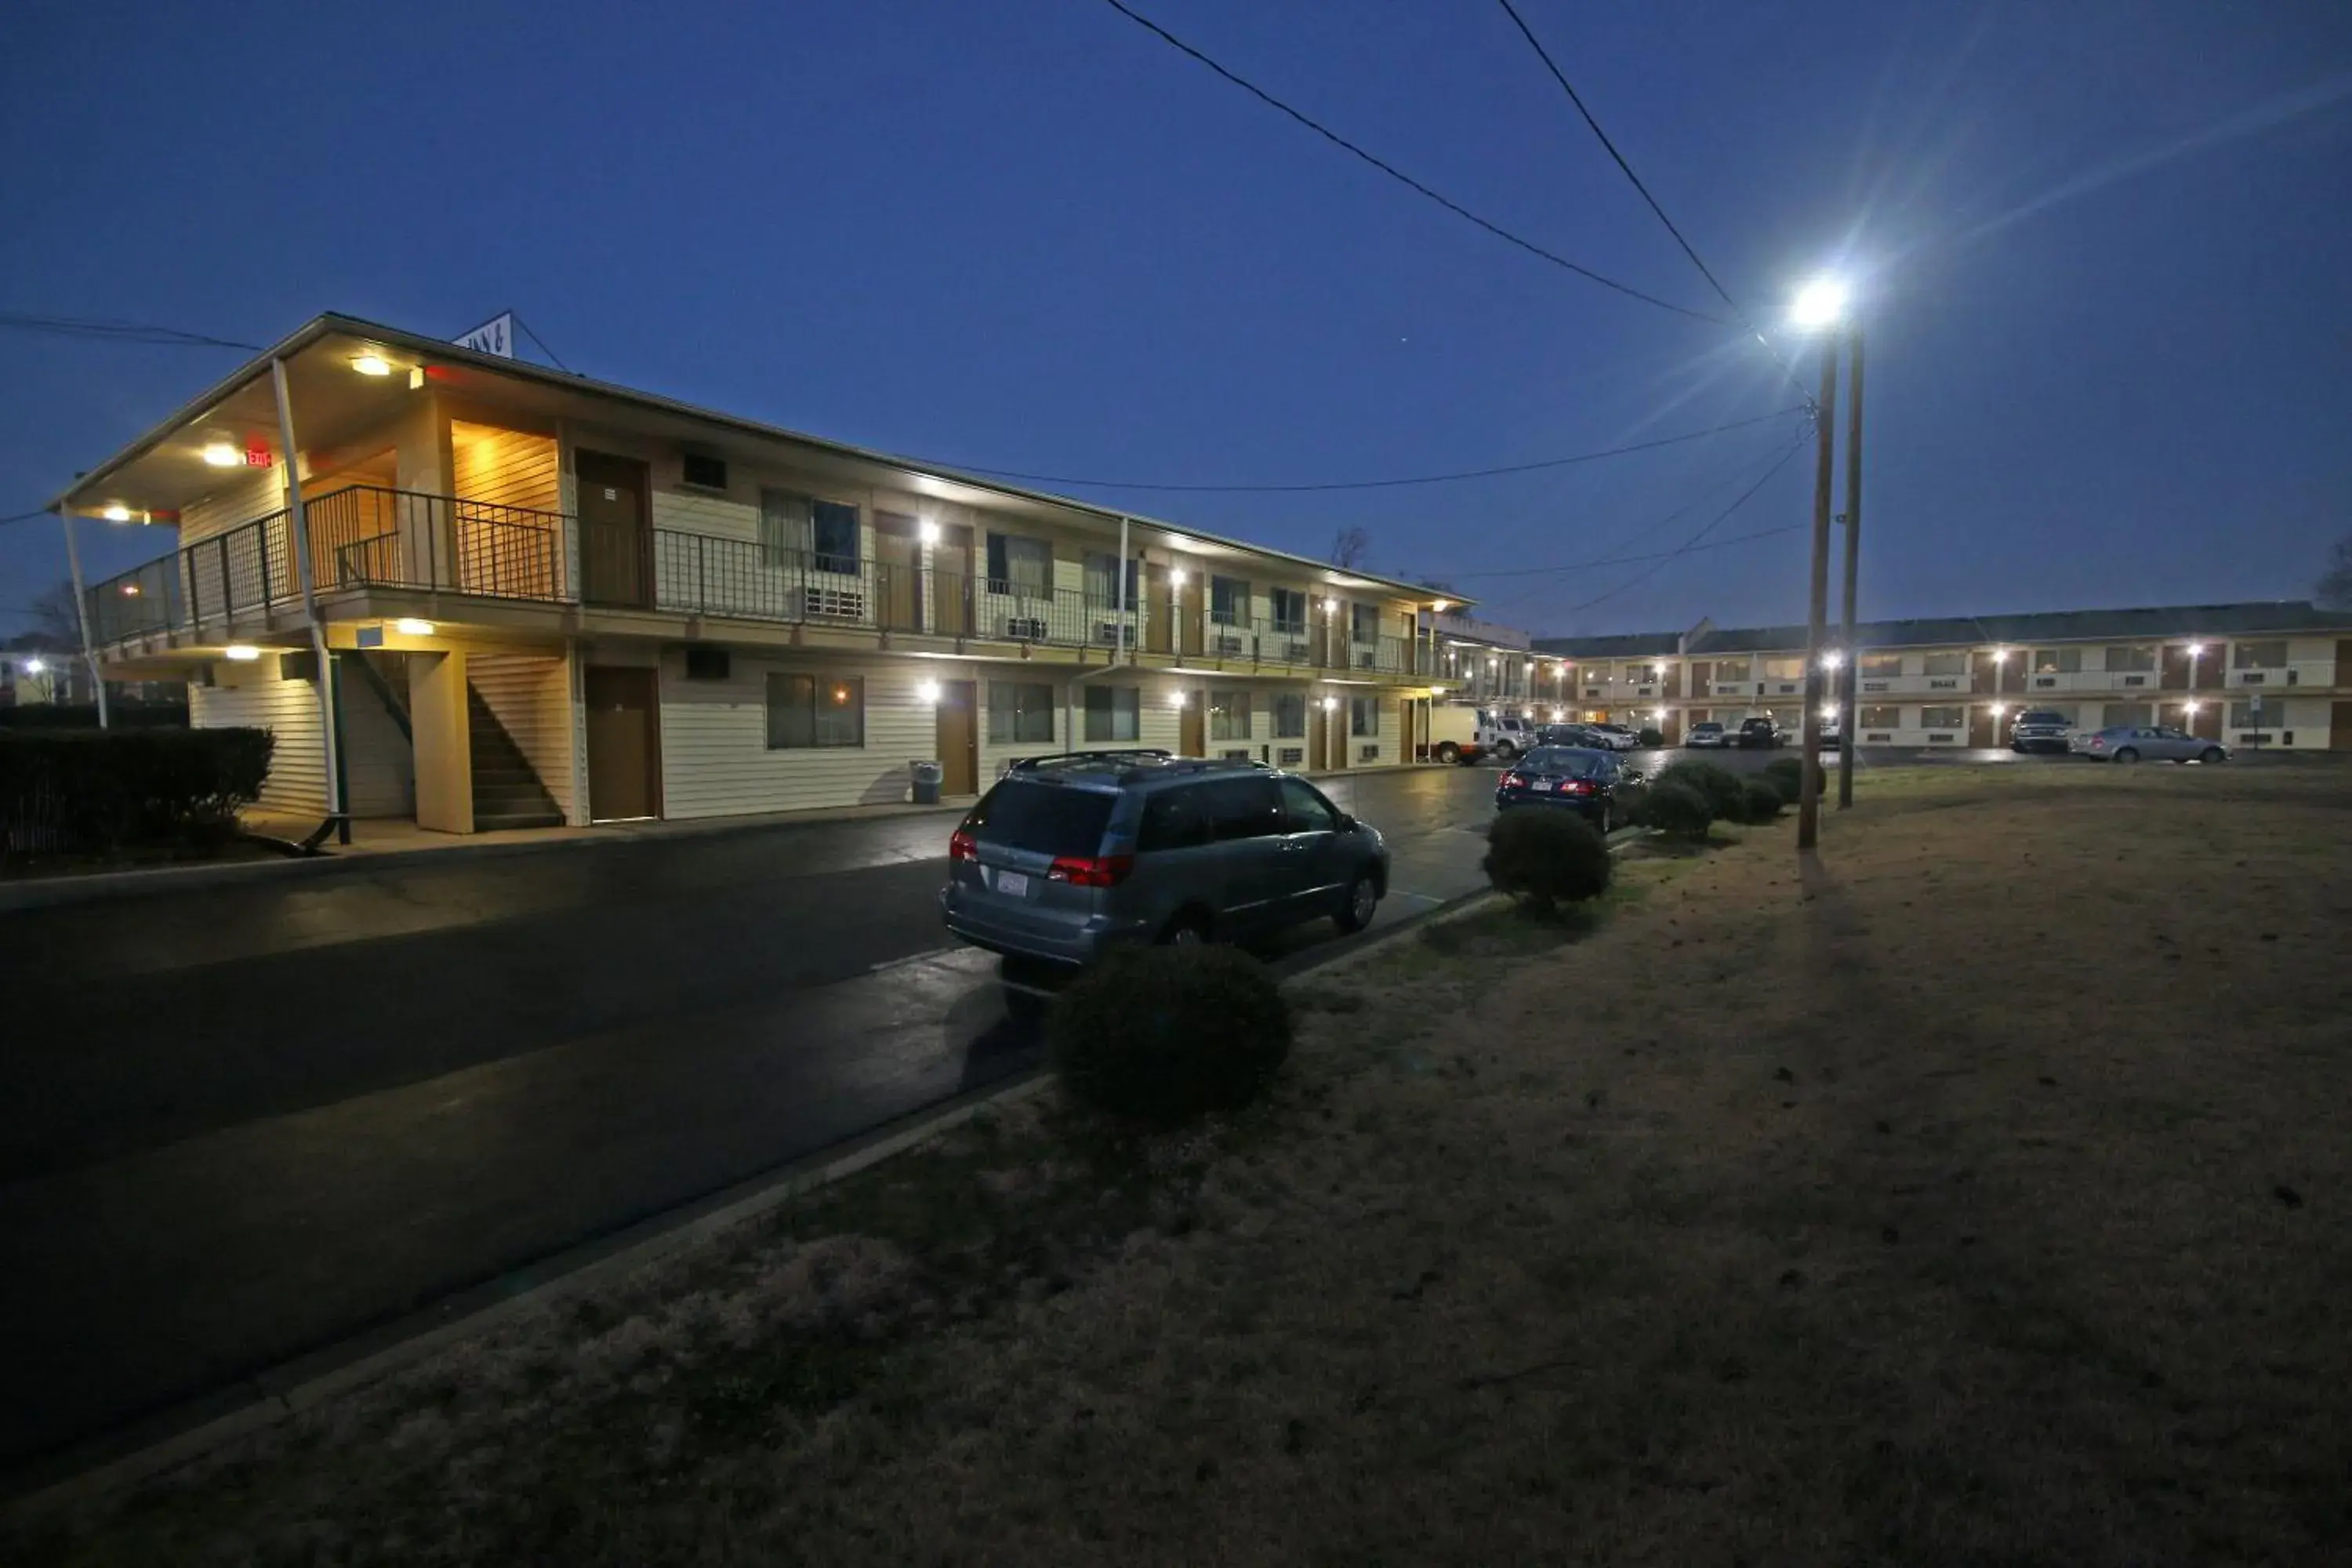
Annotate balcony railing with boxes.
[82,497,1438,677]
[84,486,573,645]
[653,531,1433,673]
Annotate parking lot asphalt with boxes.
[0,764,1505,1473]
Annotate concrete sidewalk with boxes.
[0,795,977,913]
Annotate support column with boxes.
[411,649,474,833]
[56,508,108,728]
[273,357,349,844]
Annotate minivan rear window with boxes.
[964,781,1116,856]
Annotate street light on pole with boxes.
[1788,274,1849,851]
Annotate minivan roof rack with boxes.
[1008,749,1174,772]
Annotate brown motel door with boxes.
[578,452,652,608]
[876,513,921,632]
[584,666,660,821]
[935,681,979,794]
[1179,694,1205,757]
[1969,706,1997,747]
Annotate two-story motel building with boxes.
[1521,608,2352,750]
[56,314,1462,832]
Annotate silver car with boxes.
[1685,721,1727,748]
[940,752,1390,966]
[2071,724,2229,764]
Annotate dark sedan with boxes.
[1493,746,1630,832]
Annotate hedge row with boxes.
[1624,758,1809,843]
[0,728,273,858]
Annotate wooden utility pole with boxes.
[1798,334,1840,851]
[1837,325,1864,808]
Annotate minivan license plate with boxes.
[994,869,1030,897]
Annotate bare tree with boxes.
[2320,535,2352,611]
[1328,526,1371,569]
[28,579,82,646]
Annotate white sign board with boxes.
[453,312,515,358]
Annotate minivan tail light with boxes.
[1047,853,1133,887]
[949,828,978,862]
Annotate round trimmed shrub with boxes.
[1740,777,1785,822]
[1657,760,1745,823]
[1049,945,1290,1125]
[1483,808,1612,914]
[1613,780,1652,829]
[1760,756,1806,804]
[1642,779,1715,842]
[1637,726,1665,750]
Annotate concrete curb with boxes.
[2,1069,1052,1514]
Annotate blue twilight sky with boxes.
[3,0,2349,639]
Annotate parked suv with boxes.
[939,752,1390,966]
[1736,716,1785,749]
[2009,709,2074,753]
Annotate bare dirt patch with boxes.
[14,763,2352,1564]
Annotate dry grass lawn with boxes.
[13,761,2352,1565]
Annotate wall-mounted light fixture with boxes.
[394,618,436,636]
[916,680,942,704]
[223,644,262,662]
[351,354,393,377]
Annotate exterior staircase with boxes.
[466,684,564,830]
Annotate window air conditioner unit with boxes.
[1003,615,1047,641]
[2122,675,2146,687]
[2241,672,2265,684]
[1219,749,1251,761]
[1927,733,1957,743]
[1358,743,1380,762]
[1278,746,1304,767]
[1777,683,1797,695]
[1283,641,1312,663]
[804,585,866,620]
[1865,732,1892,743]
[2285,670,2298,685]
[1213,632,1247,657]
[1863,681,1888,693]
[1354,648,1377,670]
[2034,676,2056,688]
[1093,621,1134,647]
[1929,678,1957,689]
[1636,685,1655,697]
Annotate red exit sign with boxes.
[245,444,274,467]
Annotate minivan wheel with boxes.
[1335,874,1377,934]
[1492,742,1518,762]
[1159,914,1210,946]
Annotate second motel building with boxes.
[63,314,1461,830]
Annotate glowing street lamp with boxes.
[1790,275,1851,332]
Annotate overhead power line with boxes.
[946,405,1804,493]
[1561,436,1809,613]
[1093,0,1728,325]
[1490,0,1813,403]
[0,312,260,351]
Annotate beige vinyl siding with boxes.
[469,652,575,820]
[659,652,935,818]
[191,668,326,812]
[452,424,561,512]
[339,667,414,818]
[178,466,285,547]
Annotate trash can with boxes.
[909,760,945,806]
